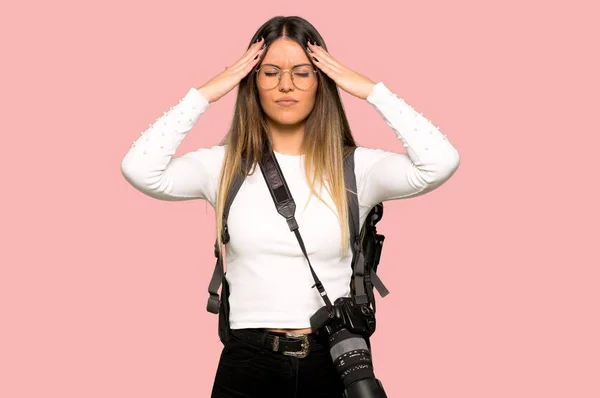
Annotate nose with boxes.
[279,70,294,91]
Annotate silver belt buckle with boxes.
[273,332,310,358]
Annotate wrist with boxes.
[195,85,214,103]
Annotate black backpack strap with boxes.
[343,148,370,306]
[206,157,249,315]
[206,156,251,345]
[361,204,390,315]
[344,148,390,313]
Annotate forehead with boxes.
[261,37,311,68]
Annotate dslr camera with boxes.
[310,295,387,398]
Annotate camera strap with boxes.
[257,142,334,315]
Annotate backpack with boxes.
[206,146,390,345]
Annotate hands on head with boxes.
[196,37,267,104]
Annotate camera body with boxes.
[309,296,376,338]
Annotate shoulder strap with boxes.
[206,157,249,314]
[344,148,390,313]
[343,148,369,305]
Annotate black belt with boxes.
[230,328,328,359]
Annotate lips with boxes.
[276,100,298,107]
[276,96,298,102]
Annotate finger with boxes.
[241,45,266,75]
[307,43,342,71]
[310,46,343,73]
[241,40,265,64]
[248,37,264,52]
[307,42,334,61]
[309,51,341,76]
[312,56,336,77]
[233,42,265,72]
[233,39,265,69]
[245,53,263,74]
[240,51,265,78]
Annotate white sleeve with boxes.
[120,87,224,206]
[356,81,461,210]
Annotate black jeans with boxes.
[210,328,345,398]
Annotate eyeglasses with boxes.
[255,65,318,90]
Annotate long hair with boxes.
[215,16,358,258]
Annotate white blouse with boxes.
[121,81,460,329]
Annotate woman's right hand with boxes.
[196,38,266,104]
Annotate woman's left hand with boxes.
[307,41,377,100]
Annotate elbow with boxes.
[414,149,460,190]
[445,147,461,176]
[120,153,139,186]
[120,152,153,195]
[435,148,460,184]
[120,152,181,201]
[437,148,460,187]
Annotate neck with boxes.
[266,117,305,155]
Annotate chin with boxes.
[268,112,308,126]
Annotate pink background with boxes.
[2,0,598,397]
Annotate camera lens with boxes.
[328,328,375,388]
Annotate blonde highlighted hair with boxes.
[215,16,359,258]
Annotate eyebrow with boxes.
[261,63,313,68]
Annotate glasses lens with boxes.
[257,66,280,90]
[257,66,316,90]
[292,66,316,90]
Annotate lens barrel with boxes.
[328,328,387,398]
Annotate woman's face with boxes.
[256,37,318,126]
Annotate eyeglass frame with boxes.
[254,64,319,91]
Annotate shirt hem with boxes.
[230,321,312,330]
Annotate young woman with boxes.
[121,15,460,398]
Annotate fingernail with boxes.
[306,46,312,53]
